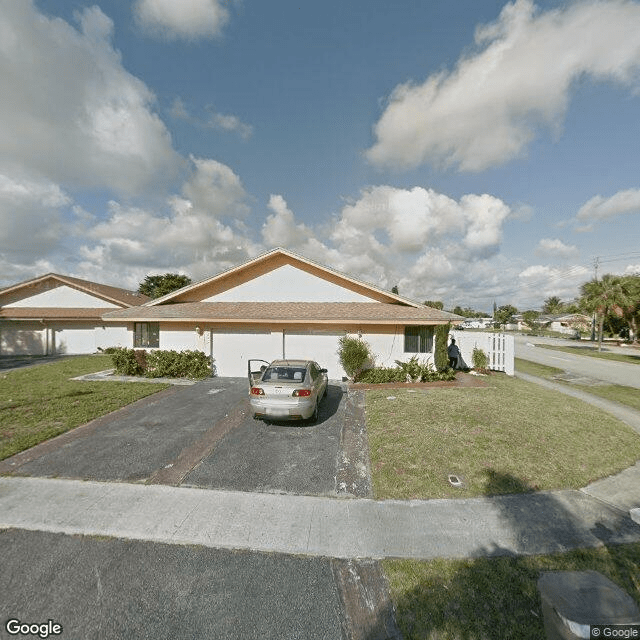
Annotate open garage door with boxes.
[211,330,283,377]
[283,331,345,380]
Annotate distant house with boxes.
[539,313,591,335]
[102,248,463,378]
[0,274,148,355]
[459,317,493,329]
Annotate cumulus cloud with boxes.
[0,1,179,196]
[517,264,590,304]
[576,188,640,222]
[535,238,578,259]
[366,0,640,171]
[0,173,72,259]
[134,0,230,40]
[76,157,256,288]
[262,195,314,248]
[333,186,510,259]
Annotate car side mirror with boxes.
[320,368,328,373]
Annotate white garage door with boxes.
[0,324,47,355]
[211,330,283,377]
[54,326,96,354]
[283,331,345,380]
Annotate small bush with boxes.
[472,347,490,373]
[110,348,143,376]
[145,350,211,379]
[338,335,372,380]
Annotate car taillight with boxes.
[293,389,311,397]
[251,387,264,395]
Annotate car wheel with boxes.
[311,399,319,424]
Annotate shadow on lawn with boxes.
[388,471,640,640]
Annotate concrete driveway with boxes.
[1,374,394,639]
[1,377,367,497]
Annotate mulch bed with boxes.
[349,371,491,390]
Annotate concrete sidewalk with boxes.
[1,476,638,560]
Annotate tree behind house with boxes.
[138,273,192,299]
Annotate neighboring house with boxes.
[460,317,493,329]
[538,313,591,335]
[0,274,148,355]
[103,248,463,378]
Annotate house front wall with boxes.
[144,322,436,379]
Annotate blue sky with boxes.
[1,0,639,311]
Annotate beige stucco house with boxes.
[103,248,462,378]
[0,274,147,355]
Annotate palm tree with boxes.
[579,275,631,351]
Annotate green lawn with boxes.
[516,358,640,412]
[366,374,640,500]
[384,544,640,640]
[0,355,168,460]
[534,342,640,365]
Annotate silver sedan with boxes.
[248,359,328,422]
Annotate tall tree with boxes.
[542,296,563,314]
[494,304,518,328]
[138,273,192,299]
[579,274,630,351]
[618,274,640,342]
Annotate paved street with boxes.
[514,335,640,388]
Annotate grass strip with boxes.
[384,544,640,640]
[366,374,640,500]
[533,343,640,365]
[0,355,169,460]
[516,358,640,412]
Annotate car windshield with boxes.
[262,366,307,383]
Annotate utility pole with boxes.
[590,257,599,341]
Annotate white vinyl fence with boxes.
[450,330,515,376]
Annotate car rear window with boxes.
[263,366,307,382]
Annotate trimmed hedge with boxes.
[109,348,212,379]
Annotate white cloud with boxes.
[366,0,640,171]
[535,238,579,259]
[333,186,510,259]
[517,264,590,304]
[181,156,251,219]
[0,173,72,259]
[134,0,230,40]
[0,1,179,196]
[77,157,256,288]
[576,188,640,222]
[262,195,313,248]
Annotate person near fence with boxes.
[447,338,461,369]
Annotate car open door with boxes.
[248,359,270,386]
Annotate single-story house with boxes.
[538,313,591,335]
[103,248,463,378]
[0,273,148,355]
